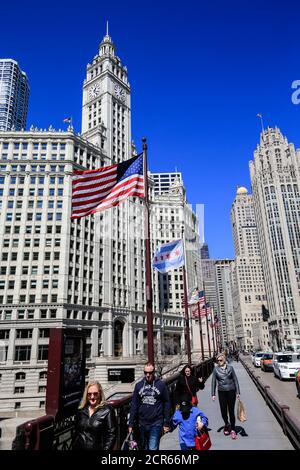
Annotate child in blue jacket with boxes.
[171,398,208,450]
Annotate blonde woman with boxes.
[211,353,240,440]
[73,381,116,450]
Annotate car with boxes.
[260,353,274,372]
[252,352,265,367]
[273,352,300,380]
[296,369,300,398]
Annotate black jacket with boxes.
[211,364,240,395]
[175,374,204,403]
[73,404,116,450]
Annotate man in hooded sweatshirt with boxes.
[128,362,171,450]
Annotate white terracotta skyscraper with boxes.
[250,127,300,351]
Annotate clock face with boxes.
[88,83,100,99]
[114,84,126,102]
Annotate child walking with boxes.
[171,398,209,450]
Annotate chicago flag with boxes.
[152,240,184,273]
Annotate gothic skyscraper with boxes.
[250,127,300,351]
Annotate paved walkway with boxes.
[160,361,294,450]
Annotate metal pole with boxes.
[182,227,192,364]
[193,261,204,362]
[205,309,212,358]
[210,305,216,354]
[197,302,205,361]
[142,137,154,366]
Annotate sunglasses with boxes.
[217,359,224,362]
[87,392,100,398]
[144,370,154,375]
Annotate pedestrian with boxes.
[72,381,117,450]
[128,362,171,450]
[171,396,208,450]
[211,352,240,440]
[175,364,204,406]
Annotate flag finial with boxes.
[256,113,265,139]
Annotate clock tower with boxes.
[82,24,131,164]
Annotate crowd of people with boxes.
[72,351,241,451]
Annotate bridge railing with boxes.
[240,356,300,450]
[11,357,214,450]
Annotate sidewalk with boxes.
[160,361,294,450]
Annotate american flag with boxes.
[71,154,144,219]
[192,302,211,319]
[210,313,219,328]
[182,289,206,308]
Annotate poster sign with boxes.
[46,329,86,418]
[108,368,135,383]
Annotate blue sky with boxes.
[1,0,300,258]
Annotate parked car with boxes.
[260,353,274,372]
[252,352,265,367]
[296,369,300,398]
[273,352,300,380]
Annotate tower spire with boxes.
[106,20,109,37]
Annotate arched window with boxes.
[39,371,47,380]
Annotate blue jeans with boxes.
[180,443,195,450]
[139,424,162,450]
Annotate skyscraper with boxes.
[250,127,300,352]
[230,186,268,351]
[215,260,235,348]
[0,59,29,131]
[152,173,183,196]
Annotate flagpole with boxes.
[142,137,154,366]
[197,302,205,362]
[210,305,216,355]
[202,282,211,358]
[182,226,192,365]
[193,262,204,362]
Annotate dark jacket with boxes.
[128,377,171,428]
[175,374,204,404]
[211,364,240,395]
[73,404,116,450]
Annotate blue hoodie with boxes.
[171,407,208,447]
[128,377,171,428]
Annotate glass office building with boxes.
[0,59,29,131]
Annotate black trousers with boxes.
[218,390,236,430]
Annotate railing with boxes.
[240,356,300,450]
[11,357,214,450]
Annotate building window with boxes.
[39,371,47,380]
[38,345,48,361]
[15,372,26,381]
[14,346,31,362]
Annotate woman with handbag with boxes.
[73,381,117,450]
[211,353,240,440]
[175,364,204,406]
